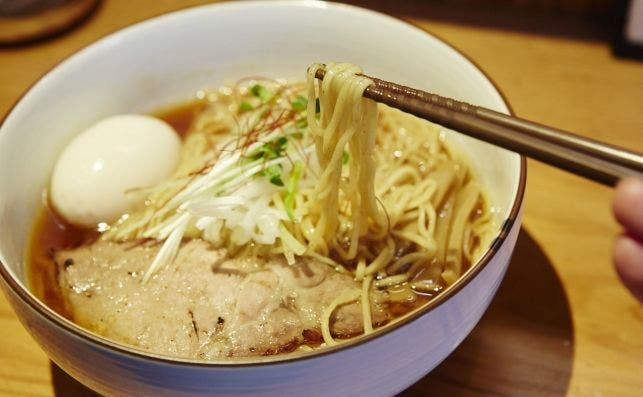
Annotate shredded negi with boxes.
[103,79,320,282]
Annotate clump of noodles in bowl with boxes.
[0,2,525,396]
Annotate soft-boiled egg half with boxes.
[50,114,182,227]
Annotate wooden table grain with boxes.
[1,1,642,396]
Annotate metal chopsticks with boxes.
[315,69,643,186]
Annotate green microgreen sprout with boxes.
[250,84,272,102]
[260,164,284,186]
[251,136,288,161]
[239,101,254,112]
[284,162,304,221]
[291,95,308,112]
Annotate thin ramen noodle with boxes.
[29,63,495,355]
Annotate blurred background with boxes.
[345,0,643,57]
[1,1,642,397]
[2,1,641,57]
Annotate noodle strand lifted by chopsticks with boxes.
[305,63,387,258]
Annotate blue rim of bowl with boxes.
[0,0,526,367]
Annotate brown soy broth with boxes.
[27,98,488,349]
[28,101,205,317]
[27,206,98,319]
[152,99,207,137]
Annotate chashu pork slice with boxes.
[55,239,391,360]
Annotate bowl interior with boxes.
[0,1,520,326]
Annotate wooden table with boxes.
[1,1,642,396]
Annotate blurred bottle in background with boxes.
[614,0,643,58]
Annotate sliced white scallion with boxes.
[142,214,189,284]
[279,223,307,257]
[107,83,323,282]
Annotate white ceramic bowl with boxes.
[0,1,525,396]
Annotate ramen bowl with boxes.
[0,1,525,396]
